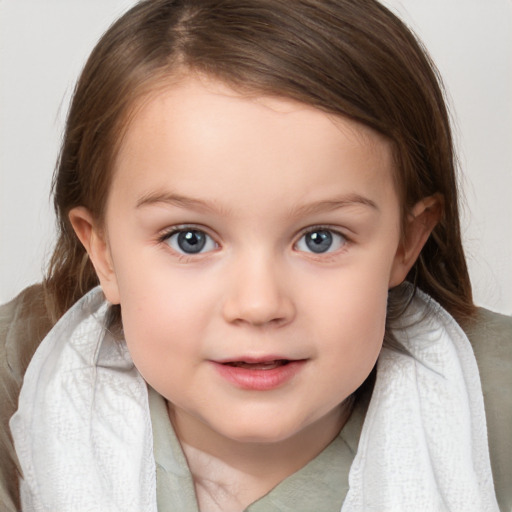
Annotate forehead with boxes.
[110,76,396,215]
[118,75,390,156]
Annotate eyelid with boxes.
[293,225,350,254]
[158,224,220,255]
[158,223,216,241]
[295,225,350,241]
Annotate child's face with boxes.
[85,77,410,445]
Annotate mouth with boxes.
[211,357,307,391]
[221,359,293,370]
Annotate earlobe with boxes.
[389,194,443,288]
[68,207,120,304]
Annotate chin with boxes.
[213,416,307,445]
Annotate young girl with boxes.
[1,0,510,511]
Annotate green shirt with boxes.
[149,387,367,511]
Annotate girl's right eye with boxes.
[164,228,217,255]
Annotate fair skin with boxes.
[70,76,439,511]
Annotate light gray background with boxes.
[1,1,511,314]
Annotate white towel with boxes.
[342,289,499,512]
[10,287,157,512]
[10,286,499,511]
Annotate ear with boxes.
[68,207,120,304]
[389,194,443,288]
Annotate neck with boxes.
[168,399,353,512]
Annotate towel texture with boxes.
[342,290,499,512]
[10,288,157,512]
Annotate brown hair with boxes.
[44,0,474,332]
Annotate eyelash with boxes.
[157,224,218,257]
[295,226,350,256]
[157,225,351,258]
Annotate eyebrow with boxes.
[136,190,378,216]
[290,193,379,216]
[136,191,224,214]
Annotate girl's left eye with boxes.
[164,228,217,255]
[295,229,347,254]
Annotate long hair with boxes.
[44,0,474,335]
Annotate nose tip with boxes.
[221,263,295,327]
[224,300,293,327]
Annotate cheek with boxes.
[308,265,390,383]
[119,298,198,393]
[329,286,387,360]
[114,261,220,387]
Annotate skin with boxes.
[71,75,439,511]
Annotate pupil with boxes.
[177,230,206,253]
[306,231,332,253]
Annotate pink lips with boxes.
[211,357,307,391]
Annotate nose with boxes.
[221,253,296,327]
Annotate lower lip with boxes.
[211,360,307,391]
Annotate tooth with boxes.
[223,359,291,369]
